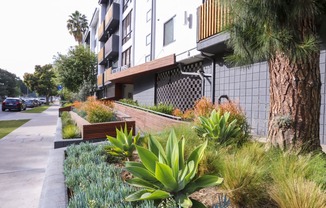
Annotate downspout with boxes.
[201,52,216,103]
[177,63,211,97]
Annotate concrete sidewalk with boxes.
[0,104,59,208]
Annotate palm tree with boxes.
[225,0,326,151]
[67,11,88,44]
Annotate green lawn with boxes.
[0,119,30,139]
[23,105,50,113]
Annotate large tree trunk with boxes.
[268,51,322,152]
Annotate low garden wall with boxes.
[69,111,135,140]
[114,103,187,133]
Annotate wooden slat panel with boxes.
[197,0,230,42]
[83,121,135,140]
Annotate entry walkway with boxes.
[0,104,59,208]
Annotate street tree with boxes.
[54,45,97,96]
[0,68,19,99]
[23,64,57,104]
[67,10,88,44]
[225,0,326,151]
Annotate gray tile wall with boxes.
[320,50,326,144]
[133,74,155,106]
[205,49,326,144]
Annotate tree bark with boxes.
[268,51,322,152]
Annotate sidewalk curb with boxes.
[38,148,67,208]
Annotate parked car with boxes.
[25,99,36,108]
[2,98,27,111]
[39,98,46,104]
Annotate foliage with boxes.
[147,103,174,115]
[216,101,251,144]
[66,10,88,44]
[73,96,115,123]
[215,143,271,207]
[105,125,140,160]
[125,130,223,207]
[194,97,215,118]
[119,98,139,106]
[269,177,326,208]
[172,108,183,117]
[54,45,97,94]
[212,194,231,208]
[193,109,242,146]
[64,143,155,208]
[61,112,80,139]
[0,68,20,98]
[225,0,325,66]
[23,64,57,103]
[0,119,30,139]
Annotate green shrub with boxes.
[267,150,326,207]
[193,109,242,146]
[64,143,155,208]
[216,142,271,207]
[61,112,80,139]
[119,98,139,106]
[63,124,80,139]
[105,125,140,161]
[147,103,174,115]
[125,130,223,207]
[87,105,115,123]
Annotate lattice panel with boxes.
[156,62,202,111]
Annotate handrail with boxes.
[115,101,183,120]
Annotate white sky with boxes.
[0,0,98,79]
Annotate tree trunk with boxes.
[268,51,322,152]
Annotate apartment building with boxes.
[84,0,326,144]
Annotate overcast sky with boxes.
[0,0,97,79]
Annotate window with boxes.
[122,12,132,45]
[163,16,175,46]
[145,55,150,62]
[146,10,151,22]
[123,0,132,12]
[146,33,151,45]
[122,47,132,67]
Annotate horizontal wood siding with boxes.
[58,106,72,116]
[83,121,135,140]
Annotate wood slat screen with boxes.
[97,73,103,87]
[197,0,230,41]
[104,67,112,83]
[97,47,105,64]
[97,21,105,40]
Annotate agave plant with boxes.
[125,130,223,208]
[106,125,140,160]
[193,109,241,145]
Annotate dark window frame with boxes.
[163,16,175,46]
[122,11,132,45]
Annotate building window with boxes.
[123,0,132,12]
[146,10,151,22]
[146,33,151,45]
[122,11,132,45]
[163,16,175,46]
[122,47,131,67]
[145,55,150,62]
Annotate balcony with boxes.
[98,47,106,65]
[105,3,120,33]
[97,21,107,42]
[104,34,119,60]
[97,73,104,88]
[104,67,112,84]
[197,0,231,54]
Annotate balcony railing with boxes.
[97,21,107,42]
[97,73,104,87]
[105,3,120,33]
[105,34,119,60]
[98,47,106,65]
[104,67,112,84]
[197,0,230,42]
